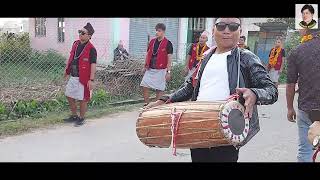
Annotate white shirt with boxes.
[196,50,231,101]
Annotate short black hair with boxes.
[214,18,242,25]
[301,4,315,14]
[240,36,246,41]
[155,23,166,31]
[276,36,283,41]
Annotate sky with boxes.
[0,18,28,26]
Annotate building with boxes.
[29,18,115,64]
[20,19,29,33]
[0,19,29,34]
[28,18,268,65]
[250,21,289,65]
[0,21,22,34]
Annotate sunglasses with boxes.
[215,22,240,32]
[78,30,88,35]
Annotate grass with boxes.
[0,62,64,86]
[0,103,143,138]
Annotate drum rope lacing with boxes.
[170,107,185,156]
[313,147,320,162]
[169,94,239,156]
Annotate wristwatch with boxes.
[167,70,171,74]
[313,135,320,147]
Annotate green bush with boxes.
[0,103,7,120]
[278,30,301,84]
[29,49,66,70]
[42,99,62,112]
[167,63,186,91]
[0,32,32,63]
[278,62,288,84]
[0,86,142,120]
[0,32,66,78]
[13,100,42,118]
[0,103,6,114]
[1,87,139,120]
[54,93,69,109]
[285,31,301,56]
[89,89,111,107]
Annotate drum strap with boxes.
[227,48,242,102]
[170,107,185,156]
[236,48,241,89]
[313,147,320,162]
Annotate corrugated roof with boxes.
[254,22,289,31]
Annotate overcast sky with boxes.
[0,18,28,25]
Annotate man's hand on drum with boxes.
[236,88,257,119]
[144,100,165,110]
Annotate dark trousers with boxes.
[190,145,239,162]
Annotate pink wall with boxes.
[29,18,114,64]
[119,18,130,51]
[29,18,69,56]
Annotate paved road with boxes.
[0,87,304,162]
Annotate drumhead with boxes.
[219,101,250,145]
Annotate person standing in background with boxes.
[64,23,97,127]
[140,23,173,106]
[183,31,210,80]
[267,37,286,88]
[114,40,129,62]
[238,36,250,50]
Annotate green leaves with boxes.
[0,103,6,114]
[166,63,185,91]
[278,30,301,84]
[0,88,118,121]
[89,89,111,107]
[14,100,41,118]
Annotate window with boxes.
[35,18,46,37]
[188,18,206,31]
[57,18,65,43]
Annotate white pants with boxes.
[140,69,167,91]
[269,68,280,83]
[65,77,85,101]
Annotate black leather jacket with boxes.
[161,47,278,148]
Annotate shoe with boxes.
[63,115,79,123]
[74,117,86,127]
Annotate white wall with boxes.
[205,18,215,47]
[241,18,269,43]
[177,18,188,62]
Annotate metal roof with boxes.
[254,22,289,31]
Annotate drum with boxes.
[136,101,250,149]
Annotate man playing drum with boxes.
[145,18,278,162]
